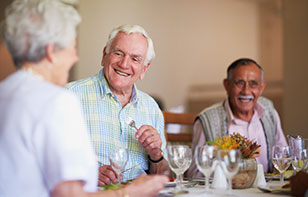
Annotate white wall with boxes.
[75,0,263,110]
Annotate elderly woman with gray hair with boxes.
[0,0,168,196]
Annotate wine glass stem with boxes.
[116,172,121,185]
[280,172,284,185]
[175,173,183,191]
[205,177,210,191]
[228,178,232,194]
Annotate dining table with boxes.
[157,179,291,197]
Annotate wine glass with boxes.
[272,145,292,185]
[292,149,308,172]
[218,149,241,195]
[109,148,129,184]
[167,145,192,192]
[194,145,217,192]
[303,138,308,150]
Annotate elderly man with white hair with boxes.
[67,24,169,185]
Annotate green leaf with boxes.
[99,184,122,190]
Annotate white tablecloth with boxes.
[159,181,290,197]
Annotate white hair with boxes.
[105,24,155,65]
[4,0,81,68]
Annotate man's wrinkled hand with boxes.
[135,125,162,160]
[98,165,122,186]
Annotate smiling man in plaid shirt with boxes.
[67,24,169,185]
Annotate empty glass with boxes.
[272,145,292,185]
[109,148,129,184]
[194,145,217,192]
[218,149,241,195]
[167,145,192,192]
[304,139,308,172]
[292,149,308,172]
[304,139,308,153]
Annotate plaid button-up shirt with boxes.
[66,69,166,181]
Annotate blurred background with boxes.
[0,0,307,137]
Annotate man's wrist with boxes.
[148,155,164,163]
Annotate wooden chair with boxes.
[162,111,198,143]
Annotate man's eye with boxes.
[235,80,245,86]
[132,57,141,63]
[249,81,259,87]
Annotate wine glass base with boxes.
[223,193,239,197]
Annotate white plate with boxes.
[265,170,293,180]
[258,185,291,194]
[165,180,189,187]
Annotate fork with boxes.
[122,161,144,173]
[125,117,138,130]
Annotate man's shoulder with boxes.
[199,101,225,115]
[135,90,162,114]
[258,96,275,109]
[136,90,157,105]
[66,74,99,90]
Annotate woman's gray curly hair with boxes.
[4,0,81,68]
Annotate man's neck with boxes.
[228,100,254,122]
[108,85,133,108]
[233,111,254,122]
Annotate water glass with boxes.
[292,149,308,172]
[218,149,241,195]
[272,145,292,185]
[303,139,308,150]
[109,148,129,184]
[167,145,192,192]
[194,145,217,192]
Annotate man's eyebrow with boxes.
[131,54,143,59]
[112,48,144,60]
[112,48,124,53]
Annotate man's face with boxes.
[223,63,265,117]
[101,32,150,94]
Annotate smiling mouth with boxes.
[115,69,130,77]
[238,95,254,101]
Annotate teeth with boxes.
[238,95,254,101]
[115,70,129,76]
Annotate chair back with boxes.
[162,111,197,143]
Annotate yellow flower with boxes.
[206,133,261,159]
[213,136,239,150]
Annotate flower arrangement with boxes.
[206,133,261,159]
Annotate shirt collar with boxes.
[224,97,265,124]
[98,68,139,104]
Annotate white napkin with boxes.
[252,164,267,187]
[212,161,228,190]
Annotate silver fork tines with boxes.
[126,117,138,130]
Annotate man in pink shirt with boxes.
[187,58,287,178]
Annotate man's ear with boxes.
[223,78,230,92]
[101,47,107,67]
[46,44,56,63]
[259,80,266,95]
[139,62,151,80]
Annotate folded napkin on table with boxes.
[253,164,267,187]
[212,163,228,190]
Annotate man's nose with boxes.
[241,82,251,93]
[118,55,130,68]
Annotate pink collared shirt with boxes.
[187,99,287,178]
